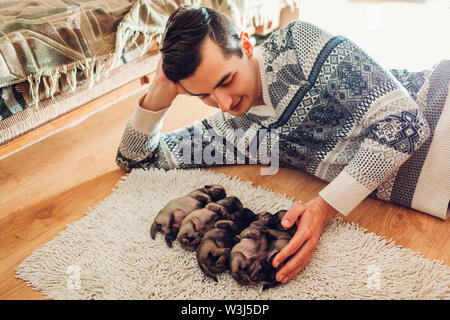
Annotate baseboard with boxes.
[0,78,150,161]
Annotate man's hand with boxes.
[272,195,338,284]
[140,57,187,111]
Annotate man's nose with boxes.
[211,90,232,113]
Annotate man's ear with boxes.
[240,32,253,58]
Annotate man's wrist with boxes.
[311,195,338,220]
[139,89,171,112]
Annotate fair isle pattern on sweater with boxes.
[116,20,439,216]
[387,61,449,209]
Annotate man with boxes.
[117,6,448,285]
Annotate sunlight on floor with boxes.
[298,0,449,71]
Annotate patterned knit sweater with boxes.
[116,20,436,217]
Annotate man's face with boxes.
[178,37,262,116]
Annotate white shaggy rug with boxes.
[15,168,450,300]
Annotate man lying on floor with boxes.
[116,6,450,286]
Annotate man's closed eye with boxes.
[200,78,233,99]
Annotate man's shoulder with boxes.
[260,20,336,83]
[262,20,334,53]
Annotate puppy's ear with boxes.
[205,185,227,202]
[216,197,243,215]
[267,213,280,229]
[215,219,238,234]
[233,208,257,232]
[243,208,258,221]
[190,191,212,206]
[274,210,287,224]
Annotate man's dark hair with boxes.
[160,6,243,83]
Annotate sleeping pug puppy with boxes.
[150,185,226,247]
[196,208,258,282]
[196,219,237,282]
[262,209,297,290]
[177,196,243,251]
[229,212,273,285]
[261,228,295,290]
[229,210,298,289]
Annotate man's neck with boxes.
[250,48,265,107]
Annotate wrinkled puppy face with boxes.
[177,207,219,251]
[177,228,203,251]
[229,238,267,285]
[229,215,272,285]
[196,224,237,281]
[177,210,207,250]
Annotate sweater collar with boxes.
[245,47,276,118]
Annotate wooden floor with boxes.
[0,80,449,300]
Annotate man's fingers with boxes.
[287,257,310,280]
[281,202,305,229]
[283,255,312,283]
[272,203,306,268]
[276,238,315,283]
[272,226,307,268]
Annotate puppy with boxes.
[150,185,226,247]
[229,212,273,285]
[260,228,294,290]
[196,219,237,282]
[268,209,297,235]
[229,210,298,289]
[196,208,258,282]
[262,210,298,290]
[177,196,243,251]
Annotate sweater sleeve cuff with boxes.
[130,95,170,134]
[318,170,373,216]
